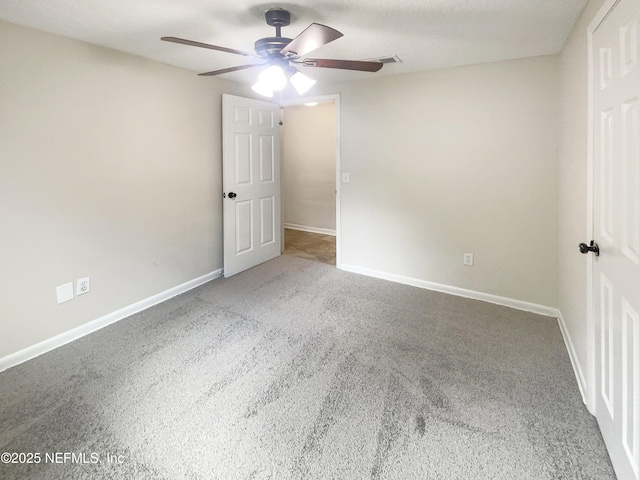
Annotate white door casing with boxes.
[222,94,281,278]
[591,0,640,478]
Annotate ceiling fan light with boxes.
[290,72,316,95]
[260,65,287,91]
[251,80,273,98]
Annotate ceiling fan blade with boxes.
[161,37,260,59]
[302,58,383,72]
[280,23,343,57]
[198,64,264,76]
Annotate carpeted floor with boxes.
[0,255,615,479]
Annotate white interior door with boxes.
[222,94,281,277]
[592,1,640,478]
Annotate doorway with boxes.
[280,95,341,266]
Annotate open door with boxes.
[590,0,640,478]
[222,94,281,277]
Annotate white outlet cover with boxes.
[56,283,74,304]
[464,253,474,266]
[76,277,91,296]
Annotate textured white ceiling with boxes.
[0,0,587,86]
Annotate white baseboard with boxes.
[284,223,336,236]
[339,263,558,317]
[0,268,223,373]
[556,310,588,405]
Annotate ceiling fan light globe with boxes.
[260,65,287,91]
[290,72,316,95]
[251,81,273,97]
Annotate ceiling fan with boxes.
[161,8,383,97]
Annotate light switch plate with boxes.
[56,283,74,304]
[341,172,350,184]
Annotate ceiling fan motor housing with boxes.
[254,37,292,58]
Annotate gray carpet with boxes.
[0,255,615,479]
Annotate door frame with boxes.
[586,0,623,416]
[281,94,342,268]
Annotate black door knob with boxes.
[228,192,237,199]
[579,240,599,256]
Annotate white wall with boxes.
[0,20,250,359]
[282,102,336,231]
[558,0,606,394]
[316,55,560,307]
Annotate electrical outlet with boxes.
[463,253,474,266]
[76,277,91,296]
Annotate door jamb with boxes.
[281,94,342,268]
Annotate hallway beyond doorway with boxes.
[283,229,336,265]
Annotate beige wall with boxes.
[0,20,250,358]
[2,12,594,363]
[316,55,560,307]
[558,0,606,391]
[282,102,336,231]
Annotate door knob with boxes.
[228,192,237,199]
[579,240,599,256]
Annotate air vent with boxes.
[367,55,403,64]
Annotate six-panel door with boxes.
[592,1,640,478]
[222,94,281,277]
